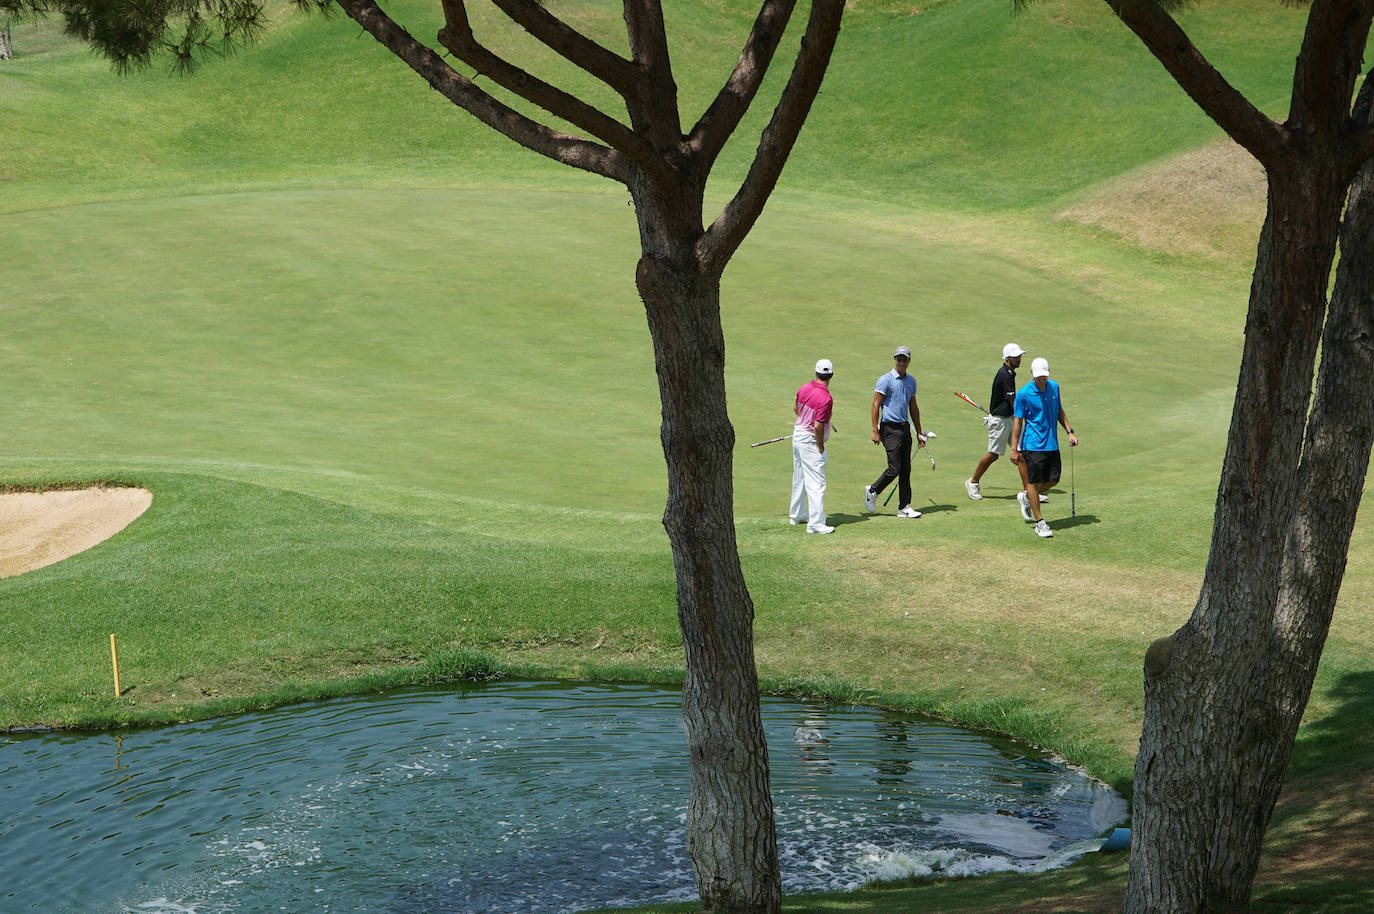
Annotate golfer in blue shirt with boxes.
[1010,357,1078,538]
[865,345,927,518]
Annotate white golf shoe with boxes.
[897,506,922,518]
[864,486,877,513]
[1039,493,1049,503]
[807,524,835,535]
[964,478,983,500]
[1017,491,1033,521]
[1035,519,1053,538]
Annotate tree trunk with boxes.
[1124,155,1351,914]
[1205,82,1374,907]
[631,177,781,914]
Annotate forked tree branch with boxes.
[622,0,680,142]
[698,0,843,274]
[334,0,628,181]
[438,0,660,169]
[689,0,797,170]
[489,0,639,99]
[623,0,671,78]
[1289,0,1374,147]
[1107,0,1285,168]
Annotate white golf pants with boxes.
[790,429,828,531]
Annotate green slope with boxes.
[2,0,1307,211]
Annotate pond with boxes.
[0,680,1126,913]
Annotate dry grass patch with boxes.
[1057,137,1265,263]
[1264,776,1373,880]
[1250,770,1374,910]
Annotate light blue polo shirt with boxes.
[874,370,917,423]
[1014,379,1061,451]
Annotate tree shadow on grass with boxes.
[1286,669,1374,780]
[1250,670,1374,913]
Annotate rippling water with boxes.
[0,680,1126,913]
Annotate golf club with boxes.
[1071,439,1077,517]
[877,426,935,505]
[920,429,936,470]
[954,391,987,413]
[754,420,836,449]
[883,429,936,506]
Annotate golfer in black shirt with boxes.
[965,343,1030,500]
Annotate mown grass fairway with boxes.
[2,0,1370,910]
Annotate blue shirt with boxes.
[874,370,917,423]
[1014,379,1061,451]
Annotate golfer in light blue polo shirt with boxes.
[865,345,926,518]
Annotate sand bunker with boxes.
[0,487,152,579]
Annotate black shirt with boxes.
[990,364,1017,417]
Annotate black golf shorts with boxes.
[1024,449,1062,486]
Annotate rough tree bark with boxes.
[1208,72,1374,901]
[1109,1,1374,910]
[325,2,846,910]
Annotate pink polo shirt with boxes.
[795,380,833,441]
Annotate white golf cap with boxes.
[893,345,911,359]
[814,358,834,376]
[1003,343,1024,358]
[1031,357,1050,378]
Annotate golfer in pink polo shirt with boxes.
[790,359,835,534]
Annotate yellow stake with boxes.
[110,633,122,697]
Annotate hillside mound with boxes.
[0,487,152,578]
[1057,137,1267,263]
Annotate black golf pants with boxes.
[871,421,912,509]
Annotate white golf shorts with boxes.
[985,415,1012,455]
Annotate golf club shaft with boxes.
[911,420,935,470]
[880,423,932,505]
[954,391,987,413]
[1071,439,1077,517]
[756,417,835,449]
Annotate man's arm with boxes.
[1010,416,1025,463]
[812,420,826,453]
[871,391,884,443]
[1058,407,1079,447]
[908,395,925,444]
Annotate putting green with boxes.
[4,186,1236,546]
